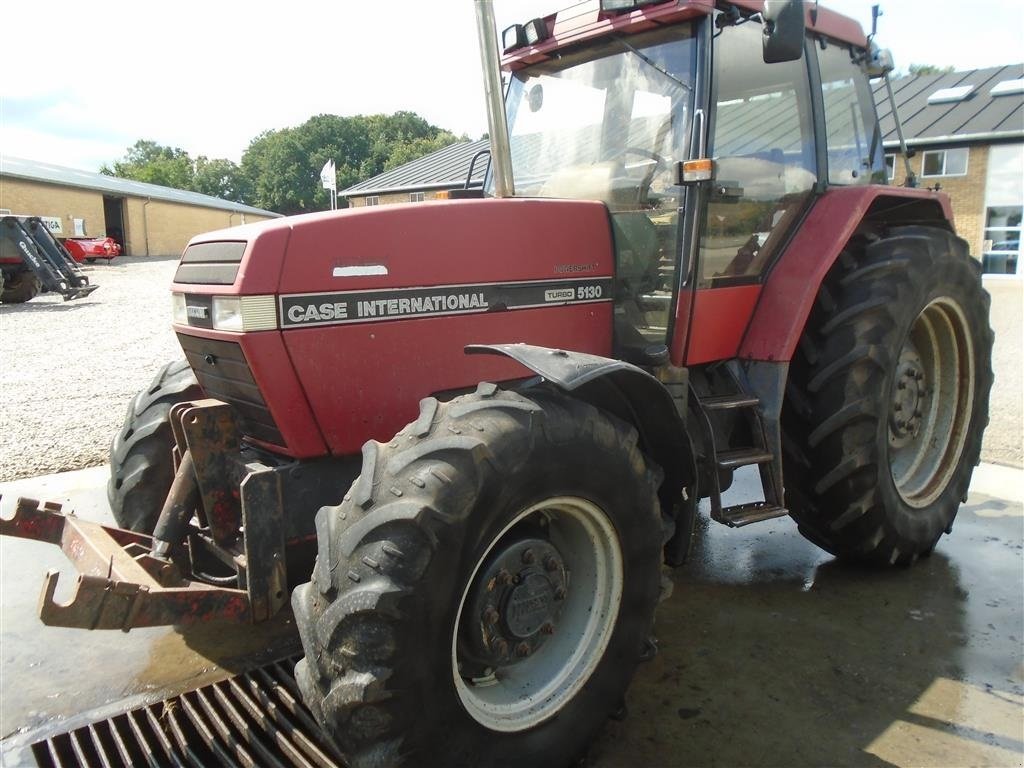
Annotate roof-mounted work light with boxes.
[523,18,549,45]
[502,24,527,52]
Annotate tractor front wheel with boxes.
[292,386,664,767]
[108,359,203,532]
[783,227,993,564]
[0,271,40,303]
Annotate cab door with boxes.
[671,13,819,366]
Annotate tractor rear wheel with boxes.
[292,385,664,767]
[1,271,41,303]
[783,227,993,564]
[108,359,203,532]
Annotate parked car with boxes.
[63,236,121,263]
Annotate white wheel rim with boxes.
[888,296,975,507]
[451,496,623,732]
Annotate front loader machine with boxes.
[0,1,993,766]
[0,216,98,303]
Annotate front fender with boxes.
[466,343,696,519]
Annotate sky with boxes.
[2,0,1022,173]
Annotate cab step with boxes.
[716,448,773,469]
[719,503,789,527]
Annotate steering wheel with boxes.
[609,146,670,206]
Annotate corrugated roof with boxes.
[875,63,1024,147]
[0,156,281,218]
[341,139,490,196]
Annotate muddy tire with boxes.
[782,226,993,564]
[292,385,663,768]
[1,271,41,303]
[108,359,203,532]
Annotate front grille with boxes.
[177,333,285,446]
[174,242,245,285]
[27,657,345,768]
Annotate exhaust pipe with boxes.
[474,0,515,197]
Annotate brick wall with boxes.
[123,198,275,257]
[0,178,106,238]
[346,189,448,208]
[0,177,276,257]
[887,143,987,256]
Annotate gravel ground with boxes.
[0,257,1020,482]
[0,257,183,481]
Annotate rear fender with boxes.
[466,343,696,522]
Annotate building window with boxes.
[365,196,379,206]
[409,192,425,202]
[885,154,896,181]
[921,148,968,177]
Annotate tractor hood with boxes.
[170,198,617,459]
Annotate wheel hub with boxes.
[462,538,566,670]
[890,347,927,445]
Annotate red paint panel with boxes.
[685,285,762,365]
[740,186,954,362]
[172,225,292,296]
[277,198,614,294]
[283,303,613,456]
[174,325,327,458]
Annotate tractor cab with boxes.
[495,0,888,365]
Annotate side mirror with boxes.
[762,0,805,63]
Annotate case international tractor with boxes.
[1,1,993,766]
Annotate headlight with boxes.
[212,296,244,331]
[172,292,188,324]
[213,295,277,331]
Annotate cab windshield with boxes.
[497,25,697,353]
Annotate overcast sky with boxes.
[2,1,1022,172]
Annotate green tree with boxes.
[240,112,465,215]
[192,156,252,203]
[908,63,954,76]
[101,140,195,190]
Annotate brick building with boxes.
[0,157,280,257]
[877,64,1023,275]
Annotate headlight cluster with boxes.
[172,293,278,332]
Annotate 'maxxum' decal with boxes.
[279,278,613,329]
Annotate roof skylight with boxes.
[990,78,1024,96]
[927,85,975,104]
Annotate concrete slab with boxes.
[1,465,1021,766]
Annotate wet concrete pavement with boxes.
[1,466,1022,766]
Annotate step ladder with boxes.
[1,216,98,300]
[694,385,788,527]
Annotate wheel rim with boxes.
[452,496,623,732]
[888,296,975,508]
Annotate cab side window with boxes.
[700,19,817,285]
[817,40,886,185]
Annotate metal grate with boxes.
[29,657,344,768]
[176,333,286,447]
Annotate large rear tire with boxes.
[782,227,993,564]
[292,385,664,767]
[108,359,203,532]
[0,271,41,303]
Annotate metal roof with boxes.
[0,156,281,218]
[341,139,490,197]
[875,63,1024,148]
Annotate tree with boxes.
[192,156,252,204]
[101,140,194,190]
[908,63,955,76]
[239,113,466,215]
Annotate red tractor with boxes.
[2,1,992,766]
